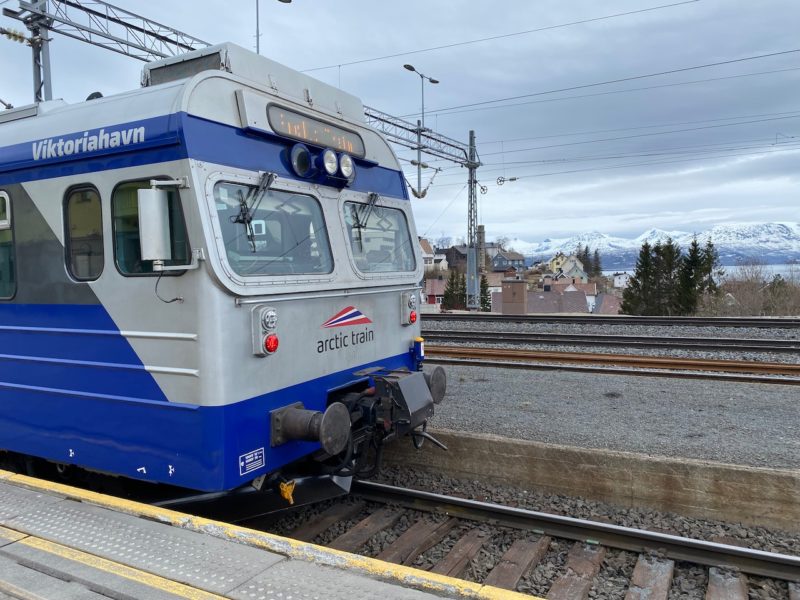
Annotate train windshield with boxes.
[343,201,416,273]
[213,182,333,276]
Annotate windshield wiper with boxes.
[232,171,276,252]
[350,193,380,253]
[359,192,380,227]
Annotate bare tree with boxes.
[716,260,767,316]
[764,264,800,315]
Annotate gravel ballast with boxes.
[422,318,800,341]
[373,465,798,598]
[257,464,798,599]
[424,363,800,468]
[422,319,800,364]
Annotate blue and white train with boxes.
[0,43,445,503]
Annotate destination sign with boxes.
[268,105,365,157]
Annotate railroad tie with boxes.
[376,518,457,565]
[705,567,748,600]
[546,542,606,600]
[623,555,674,600]
[429,528,487,578]
[328,507,401,553]
[290,501,365,542]
[483,536,551,590]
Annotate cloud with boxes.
[1,0,798,246]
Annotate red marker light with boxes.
[264,334,279,354]
[409,310,417,324]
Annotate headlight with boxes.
[321,148,338,176]
[290,144,315,178]
[339,153,355,182]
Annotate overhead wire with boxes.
[301,0,700,73]
[480,109,800,145]
[418,184,469,239]
[478,114,800,156]
[432,145,800,186]
[405,67,800,120]
[420,48,800,116]
[417,110,800,166]
[433,140,800,179]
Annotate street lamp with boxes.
[256,0,292,55]
[403,64,439,196]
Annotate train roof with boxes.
[1,43,365,139]
[143,43,365,122]
[0,43,401,180]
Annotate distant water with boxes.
[605,263,799,279]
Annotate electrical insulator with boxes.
[1,28,28,44]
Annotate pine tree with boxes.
[621,241,656,315]
[456,272,467,310]
[591,249,602,278]
[652,238,682,315]
[479,275,491,312]
[578,245,591,274]
[677,237,703,315]
[700,238,723,295]
[441,270,458,310]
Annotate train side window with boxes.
[64,186,104,281]
[0,192,15,299]
[112,180,190,275]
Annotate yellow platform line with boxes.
[0,470,542,599]
[0,525,224,600]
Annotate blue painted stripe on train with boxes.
[0,303,119,329]
[0,379,197,407]
[0,114,185,184]
[181,114,409,199]
[0,304,168,402]
[0,353,157,371]
[0,112,408,199]
[0,325,123,335]
[0,351,416,491]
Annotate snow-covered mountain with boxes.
[508,222,800,269]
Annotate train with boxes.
[0,42,446,507]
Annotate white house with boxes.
[419,238,448,273]
[613,272,631,288]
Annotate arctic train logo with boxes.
[317,306,375,354]
[321,306,372,328]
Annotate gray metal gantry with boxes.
[365,107,482,310]
[3,0,209,101]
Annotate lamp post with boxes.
[256,0,292,55]
[403,64,439,196]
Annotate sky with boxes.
[1,0,799,246]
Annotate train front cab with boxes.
[169,148,448,503]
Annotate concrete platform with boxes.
[0,470,530,600]
[385,430,800,532]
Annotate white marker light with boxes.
[321,148,338,176]
[339,153,355,181]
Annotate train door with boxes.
[0,191,16,300]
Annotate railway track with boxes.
[251,481,800,599]
[424,345,800,385]
[423,313,800,328]
[422,329,800,354]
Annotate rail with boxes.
[424,346,800,384]
[352,480,800,581]
[423,313,800,328]
[422,329,800,354]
